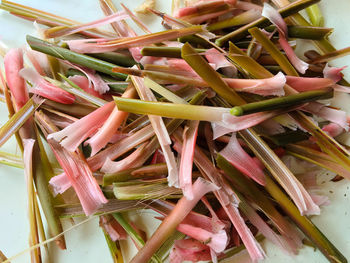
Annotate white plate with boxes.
[0,1,349,262]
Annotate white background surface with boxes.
[0,0,350,262]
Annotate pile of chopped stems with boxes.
[1,0,350,262]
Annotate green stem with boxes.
[265,175,347,263]
[215,0,320,46]
[248,27,299,76]
[310,46,350,64]
[264,25,332,40]
[141,46,206,58]
[306,3,324,27]
[26,35,127,80]
[114,97,228,121]
[181,42,245,106]
[230,88,333,116]
[207,9,260,31]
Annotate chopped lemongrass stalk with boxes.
[0,98,37,148]
[0,151,23,168]
[264,175,347,263]
[141,46,206,58]
[43,10,129,38]
[230,88,333,116]
[23,139,41,263]
[114,97,230,121]
[264,25,333,40]
[26,36,127,80]
[215,0,321,46]
[130,178,219,263]
[207,9,261,31]
[248,27,299,76]
[310,46,350,64]
[67,26,204,53]
[181,43,245,106]
[143,77,187,104]
[113,179,182,200]
[306,3,324,27]
[56,74,108,107]
[85,85,136,156]
[103,163,168,186]
[112,213,162,263]
[286,144,350,180]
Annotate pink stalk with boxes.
[225,72,286,96]
[259,119,285,135]
[68,75,104,99]
[186,9,233,24]
[220,133,265,185]
[44,11,129,38]
[262,3,309,74]
[120,3,152,34]
[174,0,237,17]
[131,75,179,187]
[173,139,266,262]
[87,124,155,171]
[235,1,262,11]
[322,123,344,138]
[176,223,228,253]
[323,63,347,83]
[100,142,148,173]
[48,139,108,215]
[286,76,334,92]
[204,48,237,78]
[49,172,72,196]
[303,102,349,130]
[99,215,127,242]
[242,201,300,254]
[25,49,48,76]
[71,26,204,53]
[66,38,118,54]
[278,37,309,74]
[85,86,137,156]
[179,120,199,200]
[19,68,75,104]
[130,177,219,263]
[170,239,212,263]
[212,109,291,138]
[47,101,115,152]
[65,62,109,94]
[167,59,200,78]
[4,48,28,110]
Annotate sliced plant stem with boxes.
[34,194,50,260]
[207,9,261,31]
[310,46,350,64]
[215,0,321,46]
[306,3,324,27]
[230,88,333,116]
[218,235,265,262]
[248,27,299,76]
[265,175,347,263]
[103,163,168,186]
[181,42,245,106]
[26,36,127,80]
[101,228,123,263]
[0,98,36,148]
[0,151,23,168]
[55,74,108,107]
[141,46,205,58]
[112,213,161,263]
[114,97,228,121]
[1,74,23,151]
[91,52,136,67]
[264,25,332,40]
